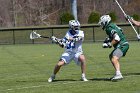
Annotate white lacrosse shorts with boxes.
[60,51,83,66]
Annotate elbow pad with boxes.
[114,33,120,41]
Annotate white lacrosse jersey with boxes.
[62,30,84,53]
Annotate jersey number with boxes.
[66,41,75,49]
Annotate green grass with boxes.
[0,42,140,93]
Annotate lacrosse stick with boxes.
[30,31,50,40]
[115,0,140,40]
[29,31,66,47]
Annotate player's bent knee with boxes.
[57,63,63,67]
[79,55,86,62]
[57,61,65,67]
[111,56,119,63]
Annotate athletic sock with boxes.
[82,73,86,78]
[116,71,121,75]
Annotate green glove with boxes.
[125,15,133,20]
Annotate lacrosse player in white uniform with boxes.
[48,20,88,82]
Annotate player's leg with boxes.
[79,55,86,75]
[111,56,123,79]
[48,60,65,82]
[48,52,73,82]
[109,49,123,80]
[53,60,65,75]
[74,53,88,81]
[79,54,88,81]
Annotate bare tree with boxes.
[0,0,138,27]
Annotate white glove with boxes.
[102,42,112,48]
[102,43,108,48]
[51,36,58,43]
[51,36,66,48]
[104,37,111,43]
[58,40,66,48]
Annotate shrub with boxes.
[108,12,117,22]
[88,11,100,24]
[60,12,74,24]
[132,14,140,21]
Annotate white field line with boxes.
[2,81,84,92]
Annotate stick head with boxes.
[137,34,140,40]
[30,32,34,39]
[30,31,41,39]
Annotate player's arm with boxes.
[51,36,66,48]
[71,31,84,42]
[65,35,83,42]
[72,36,83,41]
[125,15,140,27]
[103,29,120,48]
[111,33,120,45]
[131,20,140,27]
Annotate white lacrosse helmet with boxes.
[69,20,80,30]
[98,15,111,29]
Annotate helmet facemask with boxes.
[72,26,80,31]
[69,20,80,35]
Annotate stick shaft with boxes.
[115,0,126,16]
[40,36,50,38]
[115,0,139,36]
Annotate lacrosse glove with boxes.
[102,37,112,48]
[58,40,66,48]
[102,42,112,48]
[51,36,58,43]
[51,36,66,48]
[125,15,133,21]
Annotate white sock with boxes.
[82,73,86,77]
[116,71,121,75]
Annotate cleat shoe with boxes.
[48,75,55,82]
[81,76,88,81]
[111,74,123,81]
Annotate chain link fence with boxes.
[0,23,139,45]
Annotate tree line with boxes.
[0,0,139,27]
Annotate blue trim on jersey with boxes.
[69,29,77,35]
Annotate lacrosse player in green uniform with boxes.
[98,15,129,81]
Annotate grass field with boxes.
[0,42,140,93]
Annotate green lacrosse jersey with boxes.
[104,22,129,56]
